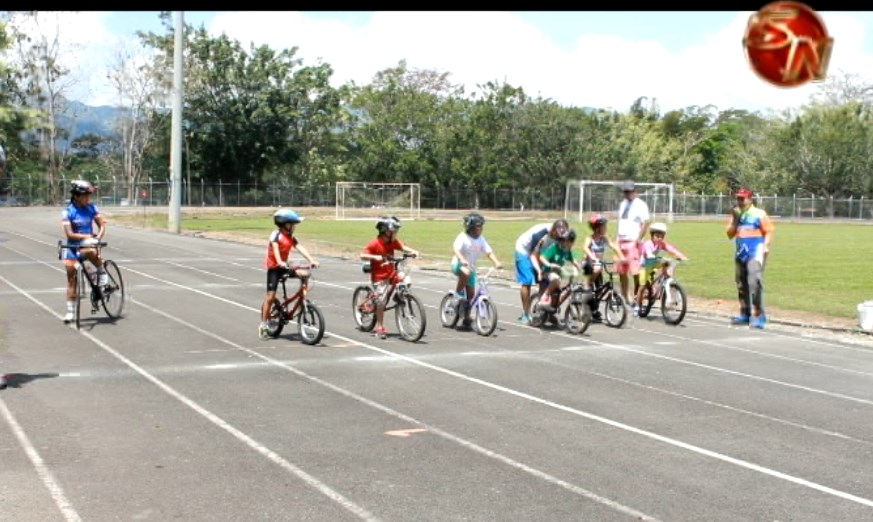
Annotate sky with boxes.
[15,10,873,115]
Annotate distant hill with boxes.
[59,100,121,141]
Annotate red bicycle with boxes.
[351,253,427,342]
[265,264,325,345]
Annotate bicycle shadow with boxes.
[1,372,60,389]
[76,315,123,331]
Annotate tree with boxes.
[7,11,82,202]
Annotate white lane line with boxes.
[125,295,660,521]
[116,267,873,509]
[0,399,83,522]
[7,237,873,509]
[0,275,379,522]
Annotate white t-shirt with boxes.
[514,223,551,255]
[617,197,651,241]
[452,232,493,268]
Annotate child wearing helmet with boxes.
[360,215,420,339]
[60,180,108,323]
[634,222,688,314]
[260,209,320,340]
[582,214,625,291]
[451,213,503,328]
[536,228,582,315]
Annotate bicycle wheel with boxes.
[439,293,460,328]
[75,266,86,329]
[99,259,125,319]
[266,298,286,337]
[352,285,377,332]
[661,282,687,325]
[564,303,591,335]
[473,298,498,337]
[528,289,546,327]
[298,301,326,345]
[603,290,628,329]
[638,284,656,319]
[395,293,426,342]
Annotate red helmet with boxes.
[588,214,608,229]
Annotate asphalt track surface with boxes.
[2,207,873,522]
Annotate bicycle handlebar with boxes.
[58,240,108,249]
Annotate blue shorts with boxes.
[515,251,537,285]
[451,260,478,288]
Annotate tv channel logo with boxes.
[743,1,833,87]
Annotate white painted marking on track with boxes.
[105,267,873,510]
[0,398,83,522]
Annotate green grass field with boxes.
[119,209,873,320]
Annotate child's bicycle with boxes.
[637,258,688,325]
[352,253,427,342]
[587,261,629,329]
[265,264,325,345]
[438,266,500,337]
[57,240,126,330]
[529,267,593,335]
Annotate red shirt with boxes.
[364,237,404,282]
[264,229,298,269]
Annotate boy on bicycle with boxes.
[260,209,320,340]
[635,222,688,314]
[360,216,420,339]
[451,213,503,328]
[536,229,583,315]
[60,180,108,323]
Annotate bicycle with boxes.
[265,264,325,345]
[637,258,688,325]
[438,266,500,336]
[57,240,126,330]
[528,267,593,335]
[352,253,427,342]
[586,261,629,329]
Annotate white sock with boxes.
[67,300,75,312]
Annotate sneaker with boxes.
[374,326,388,339]
[548,315,560,326]
[750,314,768,329]
[0,374,7,390]
[731,314,751,325]
[631,304,640,317]
[591,311,603,323]
[63,311,75,323]
[258,323,270,340]
[518,313,532,325]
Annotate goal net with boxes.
[564,180,675,223]
[335,182,422,220]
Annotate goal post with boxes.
[564,180,675,223]
[335,182,422,220]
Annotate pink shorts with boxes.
[616,240,641,275]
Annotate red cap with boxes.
[736,188,753,198]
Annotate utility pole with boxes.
[168,11,185,233]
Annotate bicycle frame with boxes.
[275,265,313,320]
[365,254,415,311]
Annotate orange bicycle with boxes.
[352,253,427,342]
[265,264,325,345]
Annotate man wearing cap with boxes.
[726,188,774,329]
[615,180,651,313]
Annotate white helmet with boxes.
[649,222,668,234]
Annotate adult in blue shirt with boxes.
[60,180,108,323]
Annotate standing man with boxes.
[726,188,773,329]
[615,181,650,314]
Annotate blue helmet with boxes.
[273,209,302,226]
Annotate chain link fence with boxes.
[2,177,872,220]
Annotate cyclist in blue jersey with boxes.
[60,180,108,323]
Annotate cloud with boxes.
[35,11,873,114]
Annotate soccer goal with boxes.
[564,180,675,223]
[335,182,422,220]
